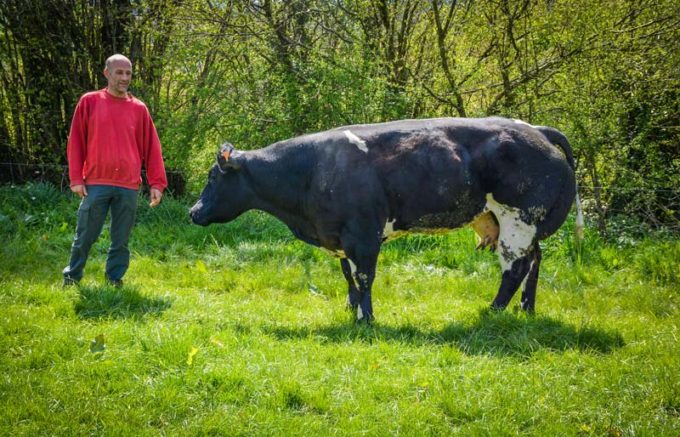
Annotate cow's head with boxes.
[189,142,250,226]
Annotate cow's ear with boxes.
[216,142,243,171]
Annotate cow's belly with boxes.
[382,205,499,245]
[394,185,486,231]
[383,198,486,242]
[409,209,480,230]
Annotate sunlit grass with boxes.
[1,185,678,435]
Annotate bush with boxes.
[633,240,680,286]
[0,182,77,237]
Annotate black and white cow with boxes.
[190,117,580,322]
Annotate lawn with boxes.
[1,183,678,435]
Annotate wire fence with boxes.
[0,162,187,196]
[1,162,679,236]
[577,183,680,236]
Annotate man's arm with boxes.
[67,98,88,197]
[71,184,88,198]
[142,107,167,207]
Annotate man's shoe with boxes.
[106,278,123,288]
[63,277,80,287]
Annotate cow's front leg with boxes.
[340,258,360,311]
[342,231,380,323]
[354,265,376,323]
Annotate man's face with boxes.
[104,61,132,97]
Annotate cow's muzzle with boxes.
[189,202,208,226]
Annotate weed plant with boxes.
[0,183,678,435]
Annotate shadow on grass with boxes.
[263,309,625,357]
[75,284,172,320]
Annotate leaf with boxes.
[187,346,199,366]
[89,334,106,353]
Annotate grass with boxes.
[1,183,678,435]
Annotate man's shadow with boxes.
[75,284,172,320]
[264,309,625,357]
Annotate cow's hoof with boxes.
[355,315,374,325]
[519,304,535,315]
[356,303,375,323]
[346,302,358,312]
[489,303,506,312]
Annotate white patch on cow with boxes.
[484,193,537,272]
[520,259,535,291]
[344,130,369,153]
[381,218,409,241]
[340,257,360,290]
[347,259,359,289]
[357,305,364,320]
[512,119,534,127]
[382,219,396,238]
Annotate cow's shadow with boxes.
[75,284,172,320]
[264,309,625,357]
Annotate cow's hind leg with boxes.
[492,253,532,310]
[520,242,542,313]
[340,258,360,311]
[486,195,538,310]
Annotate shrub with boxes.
[633,240,680,286]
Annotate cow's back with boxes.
[269,117,574,238]
[331,117,574,234]
[346,121,488,231]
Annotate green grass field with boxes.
[1,183,678,436]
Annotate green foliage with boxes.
[632,240,680,286]
[2,0,679,229]
[0,182,76,236]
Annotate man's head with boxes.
[104,54,132,98]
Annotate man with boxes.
[63,54,167,287]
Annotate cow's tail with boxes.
[535,126,584,242]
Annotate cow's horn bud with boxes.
[217,142,241,172]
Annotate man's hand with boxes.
[149,188,163,207]
[71,184,88,198]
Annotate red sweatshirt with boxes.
[67,89,167,191]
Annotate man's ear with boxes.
[216,142,243,172]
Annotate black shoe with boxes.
[63,277,80,287]
[106,278,123,288]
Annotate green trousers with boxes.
[63,185,138,282]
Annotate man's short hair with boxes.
[105,54,132,71]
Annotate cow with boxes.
[190,117,580,322]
